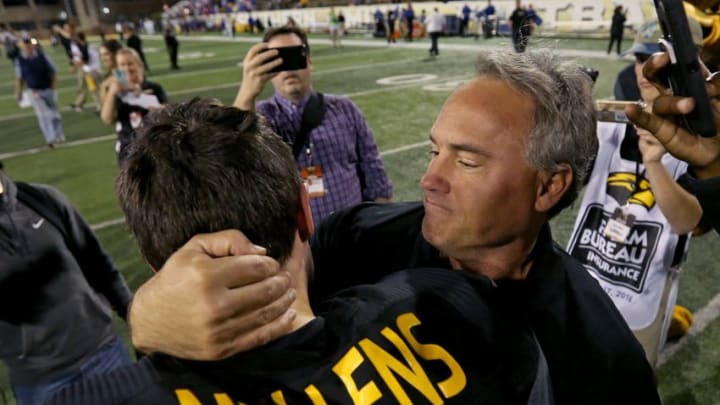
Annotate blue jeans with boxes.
[29,88,64,145]
[12,335,132,405]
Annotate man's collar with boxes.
[272,91,313,111]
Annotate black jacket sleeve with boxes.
[309,202,448,303]
[678,172,720,233]
[40,185,132,319]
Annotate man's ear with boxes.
[535,164,573,213]
[297,186,314,241]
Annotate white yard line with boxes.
[0,134,116,160]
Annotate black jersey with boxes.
[309,202,659,405]
[48,268,546,405]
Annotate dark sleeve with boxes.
[309,201,431,303]
[150,82,168,103]
[41,186,133,320]
[678,172,720,233]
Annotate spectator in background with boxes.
[427,7,445,57]
[99,39,123,105]
[328,8,341,47]
[234,26,392,224]
[101,48,167,163]
[404,1,415,41]
[14,38,64,148]
[51,22,75,63]
[0,162,133,405]
[1,24,19,62]
[509,0,530,52]
[461,3,471,36]
[566,19,704,367]
[607,6,627,56]
[387,9,397,43]
[69,33,102,113]
[123,24,150,72]
[526,3,541,34]
[338,11,346,36]
[163,27,180,70]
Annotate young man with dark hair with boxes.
[50,98,548,404]
[235,25,392,225]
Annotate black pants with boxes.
[512,29,528,53]
[406,17,414,40]
[168,45,179,69]
[607,34,623,55]
[429,32,440,55]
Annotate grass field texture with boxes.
[0,32,718,404]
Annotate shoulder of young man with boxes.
[46,356,169,405]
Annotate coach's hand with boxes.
[129,230,296,360]
[626,52,720,179]
[233,42,282,111]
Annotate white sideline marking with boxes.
[658,292,720,367]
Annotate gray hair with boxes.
[475,49,598,217]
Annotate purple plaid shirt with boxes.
[258,92,392,224]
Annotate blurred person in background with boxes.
[14,37,64,148]
[509,0,530,52]
[0,161,133,405]
[99,39,123,105]
[163,27,180,70]
[123,24,150,72]
[234,25,392,224]
[427,7,445,57]
[69,32,102,113]
[101,48,167,163]
[607,6,627,56]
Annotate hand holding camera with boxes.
[234,42,308,111]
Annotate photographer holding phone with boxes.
[627,52,720,233]
[234,26,392,225]
[101,47,167,164]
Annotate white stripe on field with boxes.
[0,134,116,160]
[658,292,720,366]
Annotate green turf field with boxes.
[1,33,719,404]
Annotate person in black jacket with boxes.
[49,100,549,405]
[127,50,660,404]
[607,6,626,55]
[0,161,132,405]
[123,24,149,72]
[163,27,180,70]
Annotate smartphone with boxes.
[654,0,716,137]
[114,69,128,87]
[596,99,637,123]
[265,45,308,73]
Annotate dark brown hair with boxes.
[116,98,301,269]
[262,25,310,53]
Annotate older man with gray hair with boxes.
[127,49,660,405]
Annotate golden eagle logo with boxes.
[606,172,656,210]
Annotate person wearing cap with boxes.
[14,37,65,149]
[567,18,705,367]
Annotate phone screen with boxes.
[266,45,308,73]
[114,69,128,86]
